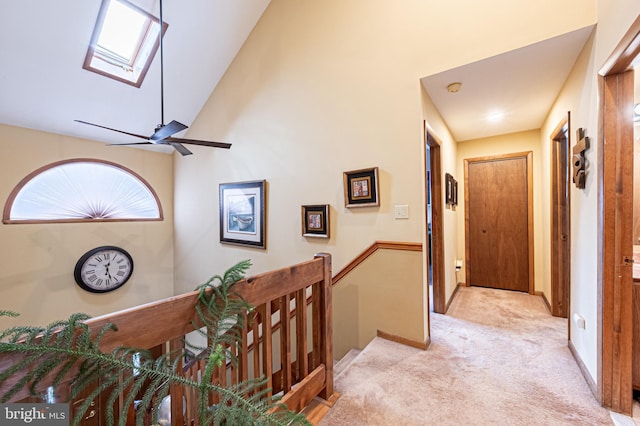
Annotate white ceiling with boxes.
[1,3,596,152]
[0,0,270,153]
[421,26,595,142]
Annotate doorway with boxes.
[599,16,639,415]
[425,124,446,314]
[551,116,571,318]
[464,152,534,293]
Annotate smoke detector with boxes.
[447,82,462,93]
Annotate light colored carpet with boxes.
[320,286,612,425]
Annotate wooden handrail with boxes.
[0,254,334,424]
[332,241,422,285]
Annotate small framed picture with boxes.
[301,204,330,238]
[219,180,266,248]
[445,173,454,205]
[343,167,379,208]
[452,179,458,206]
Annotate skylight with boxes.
[83,0,167,88]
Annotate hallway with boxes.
[321,286,611,425]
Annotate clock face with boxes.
[74,246,134,293]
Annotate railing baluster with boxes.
[252,310,261,383]
[280,293,292,393]
[220,342,228,389]
[296,287,308,380]
[311,281,321,370]
[240,311,249,384]
[262,303,273,398]
[230,341,237,386]
[169,338,185,426]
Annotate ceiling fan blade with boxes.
[75,120,150,140]
[107,142,153,146]
[150,120,188,141]
[165,137,232,149]
[169,142,193,156]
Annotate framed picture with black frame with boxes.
[219,180,266,248]
[452,179,458,206]
[445,173,454,205]
[343,167,379,208]
[301,204,329,238]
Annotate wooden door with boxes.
[599,14,639,415]
[465,152,532,293]
[601,69,635,413]
[425,127,445,314]
[551,118,570,318]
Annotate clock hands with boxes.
[103,261,116,282]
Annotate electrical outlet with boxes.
[573,313,586,329]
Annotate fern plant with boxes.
[0,260,311,426]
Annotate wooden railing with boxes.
[332,241,422,285]
[0,253,334,425]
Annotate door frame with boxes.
[424,123,446,314]
[551,115,571,318]
[598,15,640,415]
[464,151,535,294]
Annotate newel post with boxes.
[314,253,333,399]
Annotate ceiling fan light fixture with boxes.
[447,82,462,93]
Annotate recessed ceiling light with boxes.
[487,111,505,122]
[447,82,462,93]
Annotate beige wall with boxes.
[455,130,543,295]
[332,249,424,359]
[172,1,597,355]
[539,0,640,382]
[0,124,175,328]
[422,88,460,305]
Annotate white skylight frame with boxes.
[83,0,167,88]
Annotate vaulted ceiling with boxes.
[1,2,596,152]
[0,0,270,153]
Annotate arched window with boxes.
[3,159,163,223]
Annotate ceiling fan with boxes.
[75,0,231,156]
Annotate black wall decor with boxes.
[445,173,458,206]
[573,128,590,189]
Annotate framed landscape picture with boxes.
[219,180,266,248]
[302,204,329,238]
[343,167,379,208]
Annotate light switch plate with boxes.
[394,205,409,219]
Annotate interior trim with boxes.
[535,291,552,315]
[376,329,430,351]
[2,158,164,224]
[569,340,599,401]
[445,283,464,313]
[331,241,422,285]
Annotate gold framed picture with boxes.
[302,204,329,238]
[343,167,379,208]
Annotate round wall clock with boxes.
[74,246,134,293]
